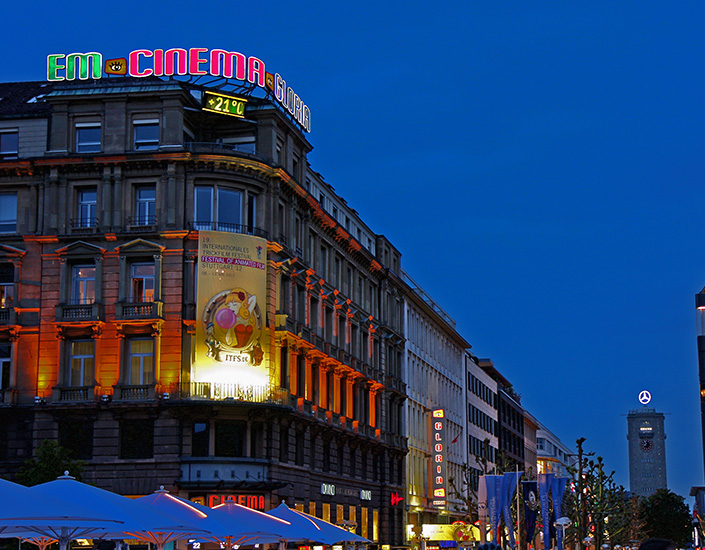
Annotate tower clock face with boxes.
[640,439,653,452]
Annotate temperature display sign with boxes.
[202,91,247,118]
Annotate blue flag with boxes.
[485,475,503,541]
[538,473,554,550]
[522,480,539,543]
[501,471,523,548]
[551,477,569,550]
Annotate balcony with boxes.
[385,374,406,394]
[56,302,103,322]
[179,457,272,489]
[115,301,163,320]
[114,384,155,401]
[125,215,158,232]
[0,388,17,405]
[0,307,17,325]
[184,141,264,162]
[190,222,268,240]
[52,385,95,402]
[184,382,288,404]
[70,218,99,235]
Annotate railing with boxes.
[184,141,263,160]
[190,222,268,239]
[70,218,98,230]
[56,302,102,321]
[116,301,163,320]
[184,382,288,404]
[125,215,157,230]
[54,386,94,402]
[115,384,154,401]
[0,307,17,324]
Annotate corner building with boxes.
[0,76,407,546]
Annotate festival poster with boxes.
[194,231,269,391]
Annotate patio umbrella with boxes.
[0,476,123,543]
[267,503,370,545]
[138,489,293,549]
[27,474,206,550]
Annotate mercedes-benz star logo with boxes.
[639,390,651,405]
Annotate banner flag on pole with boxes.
[485,475,503,541]
[522,480,539,543]
[501,471,523,548]
[478,475,488,544]
[538,473,554,550]
[551,477,569,550]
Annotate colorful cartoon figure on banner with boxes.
[203,287,263,365]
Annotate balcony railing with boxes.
[184,141,263,161]
[114,384,154,401]
[115,301,163,320]
[56,302,103,322]
[70,218,99,233]
[190,222,268,239]
[125,216,157,231]
[53,385,94,402]
[0,307,17,324]
[184,382,288,404]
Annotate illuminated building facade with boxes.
[627,407,667,497]
[402,273,468,539]
[536,422,572,477]
[0,74,407,545]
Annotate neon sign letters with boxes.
[47,48,311,132]
[432,408,447,507]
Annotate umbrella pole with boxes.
[58,527,70,550]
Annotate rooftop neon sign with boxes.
[46,48,311,132]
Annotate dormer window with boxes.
[0,130,18,160]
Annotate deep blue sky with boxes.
[3,1,705,498]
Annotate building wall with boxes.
[627,408,667,497]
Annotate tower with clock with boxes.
[627,391,668,497]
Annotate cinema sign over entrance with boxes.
[46,48,311,132]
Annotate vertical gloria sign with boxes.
[195,231,269,394]
[431,408,447,507]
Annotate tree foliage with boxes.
[14,440,85,486]
[639,489,692,547]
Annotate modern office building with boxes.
[0,57,408,545]
[536,422,572,477]
[465,354,498,478]
[627,405,667,497]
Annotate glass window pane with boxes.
[217,189,241,226]
[0,133,18,155]
[134,123,159,150]
[0,194,17,233]
[76,127,101,153]
[195,187,212,227]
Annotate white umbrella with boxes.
[0,476,123,545]
[267,503,370,545]
[27,474,206,550]
[138,489,292,549]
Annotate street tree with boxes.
[14,440,85,486]
[639,489,692,547]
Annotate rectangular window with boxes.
[0,131,18,160]
[75,123,101,153]
[119,419,154,459]
[127,338,154,385]
[0,264,13,308]
[69,340,94,387]
[247,194,257,227]
[133,120,159,151]
[221,136,255,154]
[214,420,247,457]
[71,265,95,304]
[58,420,93,460]
[135,186,156,225]
[0,194,17,233]
[77,189,97,228]
[0,344,10,390]
[192,421,209,457]
[130,263,155,302]
[194,186,243,231]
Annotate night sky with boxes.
[3,1,705,498]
